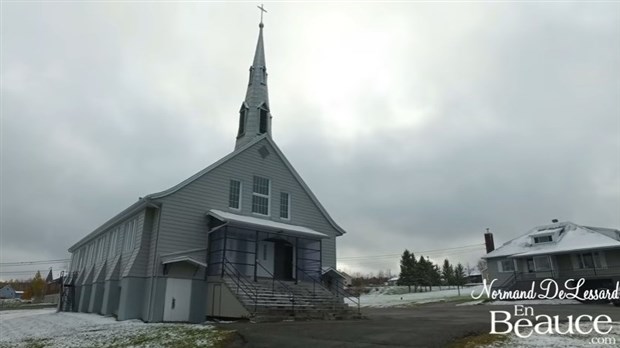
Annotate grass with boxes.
[0,325,236,348]
[447,332,508,348]
[103,326,236,348]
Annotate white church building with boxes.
[63,19,354,322]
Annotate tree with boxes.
[31,271,46,302]
[441,259,454,286]
[454,263,467,286]
[431,264,442,289]
[397,249,417,292]
[477,259,487,277]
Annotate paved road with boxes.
[221,303,620,348]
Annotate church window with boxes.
[229,180,242,210]
[238,109,246,136]
[259,109,268,134]
[252,176,270,215]
[280,192,290,219]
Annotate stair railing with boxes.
[296,266,361,315]
[222,257,258,313]
[256,261,296,315]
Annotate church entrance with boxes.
[273,240,293,280]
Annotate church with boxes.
[62,16,353,323]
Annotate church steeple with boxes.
[235,12,272,150]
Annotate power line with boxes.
[0,270,55,275]
[338,244,484,260]
[0,259,70,266]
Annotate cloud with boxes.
[1,3,618,278]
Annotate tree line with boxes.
[0,271,56,301]
[397,249,468,292]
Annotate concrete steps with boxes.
[222,276,360,321]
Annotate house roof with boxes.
[208,209,329,239]
[69,135,346,252]
[484,222,620,259]
[321,267,346,279]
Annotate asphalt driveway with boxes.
[221,303,620,348]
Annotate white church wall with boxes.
[154,138,339,270]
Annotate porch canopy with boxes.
[205,209,325,281]
[207,209,328,239]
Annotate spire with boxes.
[235,6,272,150]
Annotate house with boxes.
[386,276,399,286]
[465,270,482,284]
[0,285,17,299]
[62,18,353,322]
[483,221,620,295]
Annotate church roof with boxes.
[69,136,346,252]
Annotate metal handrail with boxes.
[222,257,258,312]
[255,261,296,314]
[296,266,361,314]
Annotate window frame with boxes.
[251,175,271,216]
[499,259,515,273]
[279,192,290,220]
[228,179,242,211]
[533,235,553,244]
[533,256,552,271]
[575,252,603,269]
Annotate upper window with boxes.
[252,176,270,215]
[499,259,515,273]
[280,192,290,219]
[259,109,268,134]
[534,235,553,244]
[237,108,246,136]
[229,180,241,210]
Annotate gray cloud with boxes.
[2,3,618,278]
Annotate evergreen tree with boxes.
[454,263,467,286]
[431,264,442,289]
[441,259,454,286]
[397,249,417,292]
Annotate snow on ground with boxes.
[484,322,620,347]
[0,308,228,348]
[359,285,484,308]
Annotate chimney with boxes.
[484,228,495,253]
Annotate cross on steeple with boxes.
[257,4,267,27]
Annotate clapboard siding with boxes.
[145,208,161,276]
[69,211,149,280]
[155,138,338,268]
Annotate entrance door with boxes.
[274,242,293,280]
[163,278,192,322]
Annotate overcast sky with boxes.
[2,2,619,279]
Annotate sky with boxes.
[1,2,619,279]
